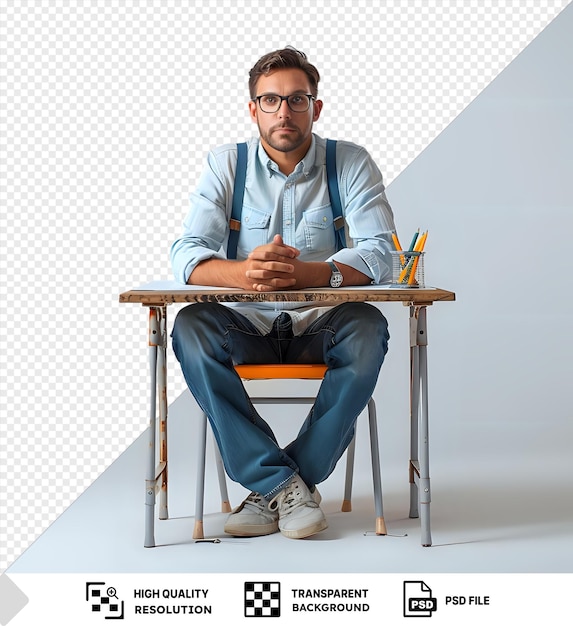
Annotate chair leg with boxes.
[342,432,356,512]
[193,412,208,539]
[213,436,231,513]
[367,398,387,535]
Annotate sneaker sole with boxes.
[280,518,328,540]
[223,522,279,537]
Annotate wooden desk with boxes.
[119,282,455,547]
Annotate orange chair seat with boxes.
[234,364,327,380]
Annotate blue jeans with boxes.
[171,302,389,500]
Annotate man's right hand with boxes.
[244,234,300,291]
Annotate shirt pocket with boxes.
[297,203,336,253]
[237,204,272,255]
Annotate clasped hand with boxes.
[244,234,302,292]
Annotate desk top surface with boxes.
[119,280,455,306]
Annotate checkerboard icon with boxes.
[244,582,281,617]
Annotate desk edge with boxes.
[119,288,456,306]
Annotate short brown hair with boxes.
[248,47,320,99]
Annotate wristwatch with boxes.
[328,261,343,288]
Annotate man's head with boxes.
[248,48,323,167]
[248,47,320,99]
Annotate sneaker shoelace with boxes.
[269,479,318,514]
[241,492,267,513]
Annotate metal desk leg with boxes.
[409,313,420,521]
[157,307,168,521]
[144,305,168,547]
[409,305,432,547]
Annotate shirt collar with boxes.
[257,134,317,178]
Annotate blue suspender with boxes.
[326,138,347,250]
[227,141,248,260]
[227,139,345,260]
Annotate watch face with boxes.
[330,272,343,288]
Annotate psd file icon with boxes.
[403,581,437,617]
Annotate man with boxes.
[170,47,395,539]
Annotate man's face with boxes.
[248,68,323,155]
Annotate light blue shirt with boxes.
[170,134,396,334]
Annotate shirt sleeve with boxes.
[170,145,236,284]
[328,143,396,284]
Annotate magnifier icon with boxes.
[107,587,118,599]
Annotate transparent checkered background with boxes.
[1,0,569,572]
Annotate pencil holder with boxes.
[391,251,425,288]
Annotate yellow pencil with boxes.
[391,232,405,265]
[398,257,412,283]
[414,230,428,252]
[408,231,428,284]
[407,254,420,285]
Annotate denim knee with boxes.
[173,302,213,331]
[333,302,389,350]
[171,303,223,359]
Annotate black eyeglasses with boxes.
[253,93,315,114]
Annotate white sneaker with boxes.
[269,475,328,539]
[311,487,322,505]
[224,492,278,537]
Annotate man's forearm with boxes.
[289,260,372,289]
[188,258,250,289]
[330,261,372,287]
